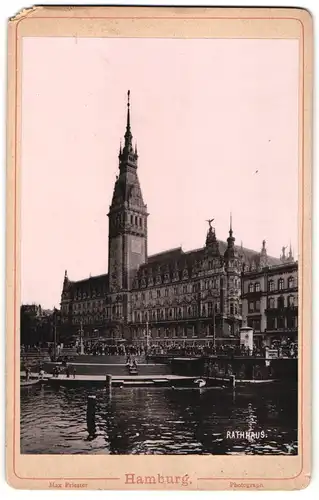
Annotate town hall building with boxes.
[60,91,290,347]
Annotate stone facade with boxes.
[241,247,298,346]
[60,92,285,346]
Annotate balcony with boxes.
[265,306,298,316]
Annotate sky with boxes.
[21,37,299,308]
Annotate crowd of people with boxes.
[21,338,298,360]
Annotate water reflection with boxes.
[20,384,297,455]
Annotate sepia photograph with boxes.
[18,34,300,457]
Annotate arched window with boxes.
[288,276,294,289]
[188,307,192,317]
[277,296,285,308]
[135,216,138,225]
[278,278,284,290]
[230,303,234,315]
[165,288,169,297]
[268,298,275,309]
[268,280,275,292]
[202,304,207,317]
[183,285,187,294]
[178,308,182,318]
[255,282,260,292]
[288,295,295,307]
[249,283,254,293]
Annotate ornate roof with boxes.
[137,239,281,283]
[63,273,109,299]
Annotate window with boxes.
[255,300,260,312]
[205,281,208,290]
[178,308,182,318]
[149,291,152,300]
[268,280,275,292]
[230,303,234,315]
[255,282,260,292]
[268,298,275,309]
[215,302,219,313]
[277,296,285,308]
[142,292,145,301]
[278,316,285,329]
[249,301,254,312]
[165,288,168,297]
[174,286,178,295]
[157,290,161,298]
[183,285,187,294]
[135,216,138,225]
[287,315,295,329]
[188,307,192,317]
[253,319,261,331]
[208,302,213,316]
[267,317,276,330]
[249,283,254,293]
[278,278,284,290]
[202,304,207,317]
[288,295,295,307]
[288,276,294,289]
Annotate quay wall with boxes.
[43,361,171,377]
[170,356,298,382]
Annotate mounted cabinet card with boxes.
[6,5,312,491]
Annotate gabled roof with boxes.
[68,273,109,297]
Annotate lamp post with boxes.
[53,308,57,361]
[213,305,216,349]
[145,321,151,353]
[79,320,84,354]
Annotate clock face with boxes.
[131,237,142,254]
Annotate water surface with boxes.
[20,384,297,455]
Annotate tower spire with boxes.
[229,212,233,237]
[124,89,132,149]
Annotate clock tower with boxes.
[108,91,148,293]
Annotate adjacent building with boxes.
[241,247,298,346]
[60,91,293,347]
